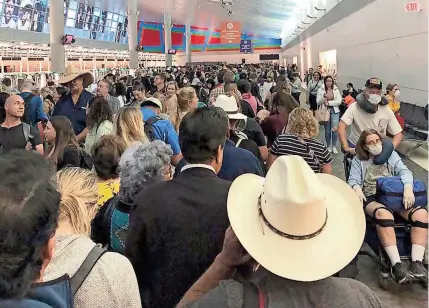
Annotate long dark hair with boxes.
[86,97,113,129]
[323,75,334,90]
[47,116,80,166]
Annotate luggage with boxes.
[376,176,427,212]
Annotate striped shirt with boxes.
[270,133,333,173]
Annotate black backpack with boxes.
[144,116,162,142]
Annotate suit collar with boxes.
[179,166,217,178]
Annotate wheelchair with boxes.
[343,152,428,289]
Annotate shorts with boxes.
[363,195,377,210]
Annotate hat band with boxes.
[258,195,328,240]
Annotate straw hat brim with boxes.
[227,173,365,282]
[58,71,94,88]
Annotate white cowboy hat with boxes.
[58,65,94,88]
[214,94,247,120]
[227,155,365,282]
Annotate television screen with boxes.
[62,34,74,44]
[168,49,176,55]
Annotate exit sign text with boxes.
[404,1,421,12]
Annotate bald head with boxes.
[5,95,23,106]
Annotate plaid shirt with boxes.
[209,84,242,105]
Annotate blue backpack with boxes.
[376,176,427,212]
[102,196,130,254]
[0,246,106,308]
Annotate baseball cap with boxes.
[142,97,163,109]
[365,78,382,89]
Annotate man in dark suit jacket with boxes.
[126,107,232,308]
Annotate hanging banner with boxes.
[220,21,241,44]
[240,40,252,53]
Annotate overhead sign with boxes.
[220,21,241,44]
[404,1,421,12]
[240,40,252,53]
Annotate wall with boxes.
[284,0,428,106]
[174,49,281,66]
[137,22,281,54]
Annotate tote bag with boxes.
[315,104,330,123]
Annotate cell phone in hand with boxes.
[28,135,36,150]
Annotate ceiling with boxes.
[136,0,301,38]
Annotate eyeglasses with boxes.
[366,139,382,146]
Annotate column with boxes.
[164,12,172,67]
[49,0,65,73]
[127,0,139,69]
[185,24,192,64]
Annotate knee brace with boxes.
[408,207,428,229]
[373,206,395,227]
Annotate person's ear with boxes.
[215,144,224,164]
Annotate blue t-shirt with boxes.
[217,140,264,181]
[20,92,47,126]
[141,107,181,155]
[52,90,93,135]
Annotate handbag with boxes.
[376,176,427,212]
[315,104,330,123]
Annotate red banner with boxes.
[220,21,241,44]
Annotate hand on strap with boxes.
[403,184,415,210]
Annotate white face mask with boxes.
[368,94,381,105]
[395,90,400,100]
[367,144,382,156]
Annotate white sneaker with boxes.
[332,147,338,155]
[327,146,332,153]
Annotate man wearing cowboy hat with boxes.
[177,156,382,308]
[52,65,94,142]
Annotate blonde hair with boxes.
[113,107,148,147]
[174,87,196,131]
[54,167,98,236]
[286,107,319,138]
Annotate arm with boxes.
[35,144,44,155]
[328,89,342,107]
[392,133,403,149]
[166,122,184,167]
[258,146,268,162]
[76,127,89,143]
[347,156,363,188]
[392,152,414,186]
[176,255,235,308]
[36,97,48,122]
[338,120,350,150]
[316,88,325,105]
[321,164,332,174]
[386,107,403,148]
[267,153,278,169]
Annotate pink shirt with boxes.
[241,93,259,115]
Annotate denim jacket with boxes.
[348,151,413,188]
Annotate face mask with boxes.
[395,90,400,100]
[367,144,382,156]
[183,78,188,84]
[367,94,381,105]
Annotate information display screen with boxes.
[0,0,128,43]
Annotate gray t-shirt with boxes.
[185,273,382,308]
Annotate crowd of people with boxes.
[0,62,427,308]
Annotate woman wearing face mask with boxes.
[317,76,342,154]
[385,84,401,114]
[348,129,427,284]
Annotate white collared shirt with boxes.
[181,163,216,173]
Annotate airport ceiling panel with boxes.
[138,0,300,37]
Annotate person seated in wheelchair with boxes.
[348,129,428,284]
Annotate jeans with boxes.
[323,108,340,147]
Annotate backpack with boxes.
[376,176,427,212]
[235,130,248,148]
[144,116,162,142]
[21,94,34,125]
[102,196,130,254]
[0,245,106,308]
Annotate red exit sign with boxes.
[404,1,421,12]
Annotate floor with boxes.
[316,125,428,308]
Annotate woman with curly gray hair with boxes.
[91,140,173,254]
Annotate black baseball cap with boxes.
[365,78,382,89]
